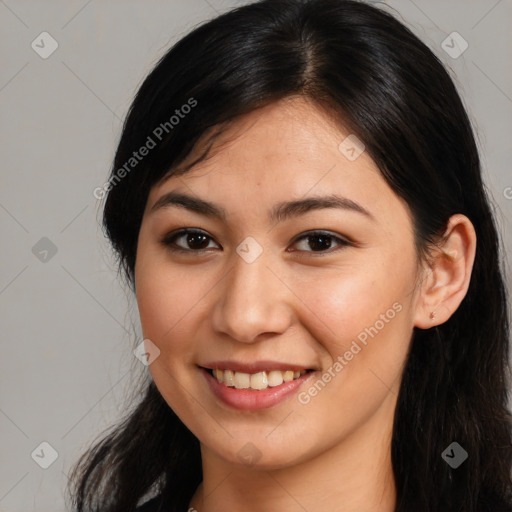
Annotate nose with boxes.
[210,249,294,344]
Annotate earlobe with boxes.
[414,214,477,329]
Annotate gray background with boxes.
[1,1,511,511]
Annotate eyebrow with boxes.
[150,191,374,223]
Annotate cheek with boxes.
[135,273,169,339]
[135,254,223,371]
[300,261,407,343]
[293,253,415,393]
[135,254,191,352]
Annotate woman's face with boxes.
[135,96,424,469]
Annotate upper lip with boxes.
[199,360,316,373]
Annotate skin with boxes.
[134,96,476,512]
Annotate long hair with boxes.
[67,1,512,510]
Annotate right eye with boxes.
[161,228,220,254]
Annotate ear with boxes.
[413,214,477,329]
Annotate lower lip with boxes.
[201,368,313,410]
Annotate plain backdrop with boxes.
[1,1,511,510]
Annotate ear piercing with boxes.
[429,311,435,319]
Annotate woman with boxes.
[67,0,512,510]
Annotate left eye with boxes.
[290,231,351,253]
[161,229,351,255]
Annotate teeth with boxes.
[267,370,284,387]
[250,371,268,390]
[234,372,251,389]
[224,370,235,387]
[211,368,307,391]
[283,370,294,382]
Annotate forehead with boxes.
[167,96,353,177]
[147,97,410,227]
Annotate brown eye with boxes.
[162,229,219,253]
[290,231,351,255]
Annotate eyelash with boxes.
[161,228,352,257]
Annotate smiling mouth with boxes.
[203,367,312,391]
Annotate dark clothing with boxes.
[136,495,167,512]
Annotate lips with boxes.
[200,366,314,410]
[198,360,317,410]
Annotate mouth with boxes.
[198,364,316,410]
